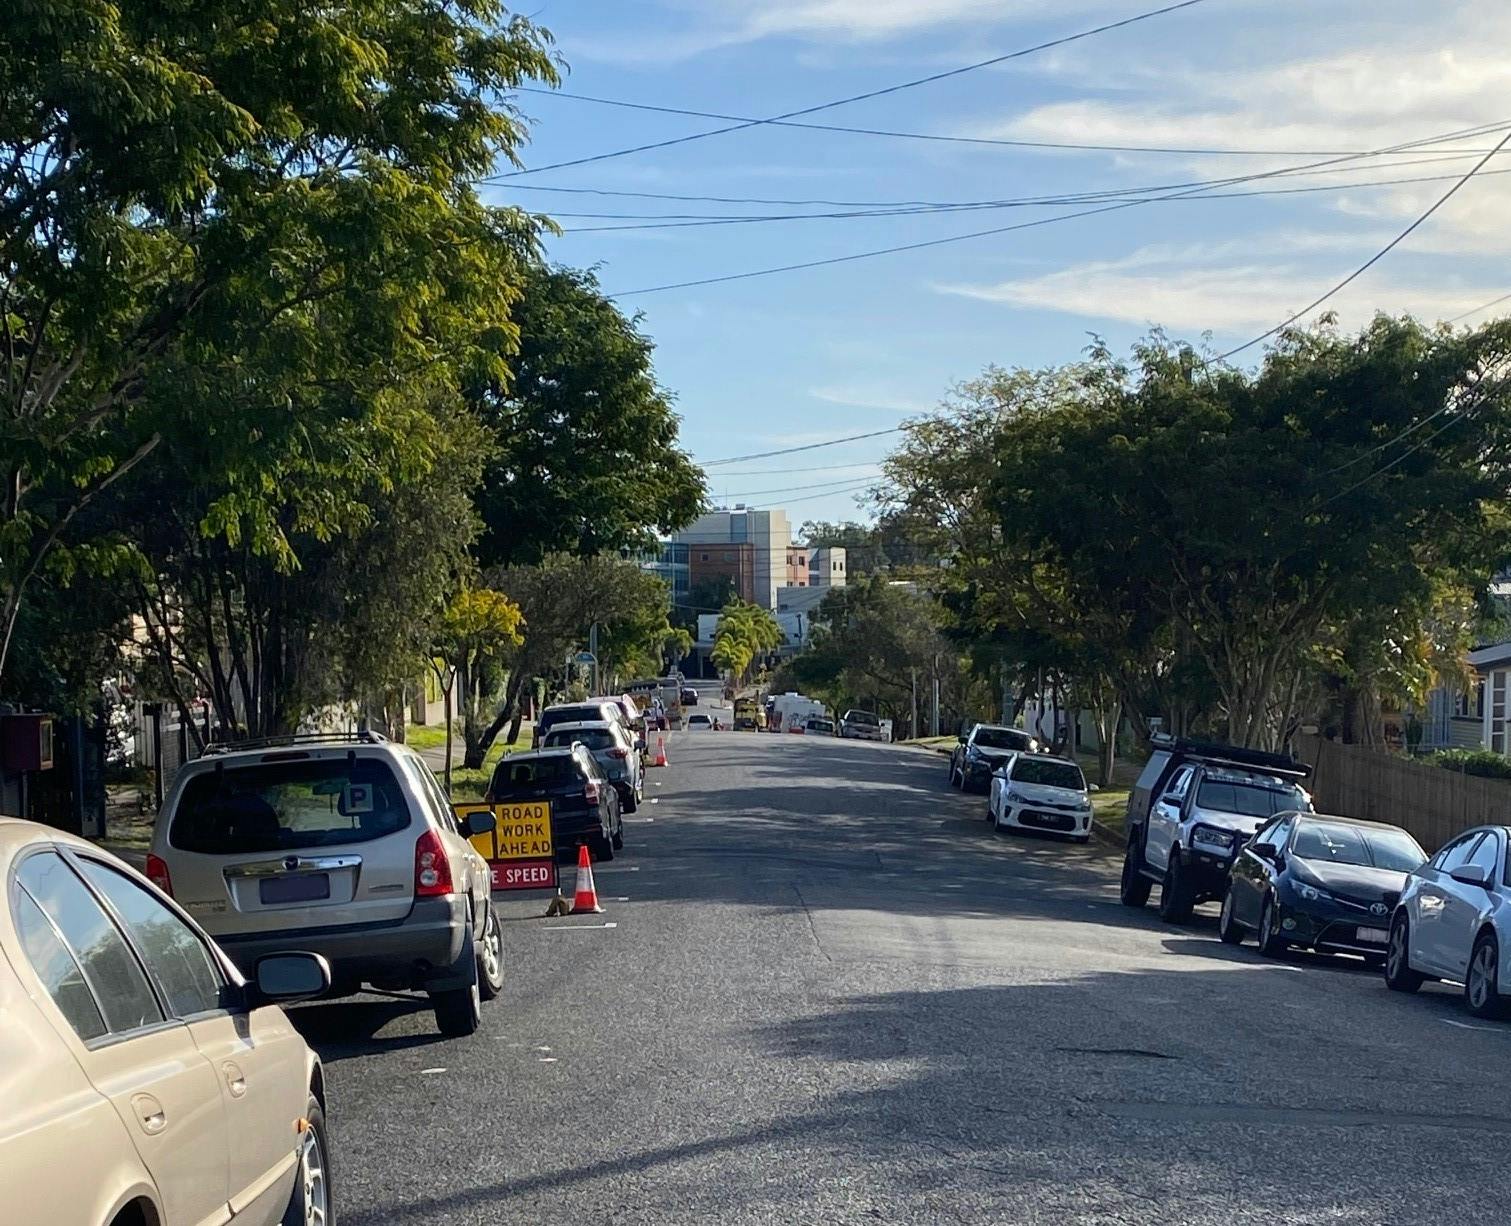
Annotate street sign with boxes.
[458,800,557,893]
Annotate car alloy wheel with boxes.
[1256,895,1286,957]
[1218,886,1243,945]
[1467,933,1506,1019]
[1385,915,1424,994]
[282,1095,330,1226]
[477,906,504,1002]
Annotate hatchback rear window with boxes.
[490,755,579,795]
[170,757,412,854]
[543,729,616,751]
[542,706,614,728]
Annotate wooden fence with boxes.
[1294,734,1511,852]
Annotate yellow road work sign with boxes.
[460,801,554,861]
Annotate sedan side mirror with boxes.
[957,733,967,744]
[252,952,331,1005]
[463,811,496,837]
[1450,864,1492,888]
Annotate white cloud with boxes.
[936,239,1504,334]
[809,384,937,413]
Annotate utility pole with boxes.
[931,652,941,738]
[588,622,600,694]
[910,667,918,741]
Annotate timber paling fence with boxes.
[1295,734,1511,852]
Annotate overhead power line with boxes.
[700,428,907,467]
[512,86,1505,162]
[498,0,1214,178]
[608,119,1511,296]
[1447,291,1511,324]
[561,162,1511,234]
[703,475,883,499]
[1215,127,1511,361]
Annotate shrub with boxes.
[1427,748,1511,780]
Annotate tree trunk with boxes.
[442,675,455,795]
[1096,698,1121,789]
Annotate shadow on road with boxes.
[288,995,448,1061]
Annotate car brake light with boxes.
[608,748,628,759]
[414,829,454,897]
[145,854,173,896]
[584,778,601,803]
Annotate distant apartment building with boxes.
[776,545,847,619]
[670,507,793,609]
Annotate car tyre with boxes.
[612,826,625,850]
[1119,836,1152,908]
[1385,914,1425,994]
[1158,850,1195,924]
[1255,894,1287,957]
[432,980,481,1038]
[1217,885,1244,945]
[1073,833,1091,845]
[1466,931,1507,1019]
[948,760,961,789]
[281,1093,332,1226]
[476,906,504,1003]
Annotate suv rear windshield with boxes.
[489,754,585,796]
[845,711,880,725]
[1011,758,1085,790]
[543,729,617,752]
[541,705,615,728]
[171,757,412,854]
[975,728,1031,751]
[1195,779,1307,818]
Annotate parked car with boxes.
[534,700,630,747]
[1386,824,1511,1018]
[148,730,503,1036]
[486,745,622,861]
[987,753,1094,842]
[681,686,699,707]
[805,717,837,736]
[687,712,714,730]
[839,709,890,742]
[1220,812,1426,962]
[540,719,644,813]
[1119,735,1313,923]
[0,817,334,1226]
[949,724,1041,792]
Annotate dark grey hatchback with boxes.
[485,746,622,862]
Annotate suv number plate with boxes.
[260,874,331,904]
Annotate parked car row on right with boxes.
[1118,733,1511,1021]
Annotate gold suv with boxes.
[0,817,333,1226]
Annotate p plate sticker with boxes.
[343,782,374,813]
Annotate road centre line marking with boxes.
[1441,1019,1505,1033]
[542,922,618,930]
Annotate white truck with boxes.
[770,692,827,733]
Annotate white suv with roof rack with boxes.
[146,731,504,1036]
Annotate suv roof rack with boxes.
[1148,732,1310,779]
[200,730,390,756]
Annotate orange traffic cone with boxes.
[652,734,668,768]
[571,844,604,914]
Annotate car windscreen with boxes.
[1011,758,1085,790]
[543,729,616,751]
[1195,780,1307,818]
[489,755,579,796]
[974,728,1029,751]
[1292,821,1425,872]
[170,757,411,854]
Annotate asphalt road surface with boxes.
[292,719,1511,1225]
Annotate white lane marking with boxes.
[1442,1019,1505,1033]
[649,798,660,804]
[539,1057,558,1063]
[596,865,639,872]
[420,1067,447,1075]
[542,922,619,930]
[625,817,655,823]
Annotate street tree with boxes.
[0,0,558,687]
[711,600,782,685]
[471,263,705,569]
[430,587,525,792]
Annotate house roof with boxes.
[1469,641,1511,671]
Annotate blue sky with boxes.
[480,0,1511,528]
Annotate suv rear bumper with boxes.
[214,896,471,992]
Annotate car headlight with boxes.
[1295,882,1335,904]
[1005,790,1028,805]
[1190,824,1237,852]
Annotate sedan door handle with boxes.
[222,1061,247,1098]
[131,1093,167,1135]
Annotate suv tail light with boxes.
[414,829,454,897]
[145,854,173,896]
[584,777,601,803]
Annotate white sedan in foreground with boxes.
[987,753,1095,843]
[1386,823,1511,1019]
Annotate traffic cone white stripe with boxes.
[571,844,604,914]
